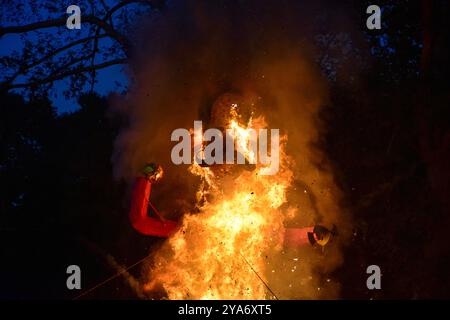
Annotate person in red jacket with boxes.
[129,163,336,248]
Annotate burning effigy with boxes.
[127,95,336,299]
[112,0,350,299]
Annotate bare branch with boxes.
[4,34,110,85]
[99,0,114,26]
[89,29,102,92]
[105,0,158,20]
[52,54,95,76]
[0,17,67,35]
[0,15,131,51]
[2,58,127,90]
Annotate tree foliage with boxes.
[0,0,165,98]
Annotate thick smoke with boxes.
[112,0,353,299]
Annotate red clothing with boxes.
[284,226,315,247]
[129,176,177,237]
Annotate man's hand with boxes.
[142,163,164,183]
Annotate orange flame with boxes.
[144,109,294,299]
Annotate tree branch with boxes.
[0,15,131,52]
[89,28,102,92]
[2,58,127,90]
[105,0,159,21]
[99,0,114,26]
[4,34,110,85]
[52,54,95,77]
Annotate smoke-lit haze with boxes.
[112,0,354,299]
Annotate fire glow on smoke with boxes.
[112,1,351,299]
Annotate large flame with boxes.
[144,109,297,299]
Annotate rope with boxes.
[240,253,279,300]
[73,247,279,300]
[72,252,153,300]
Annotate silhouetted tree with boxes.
[0,0,165,97]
